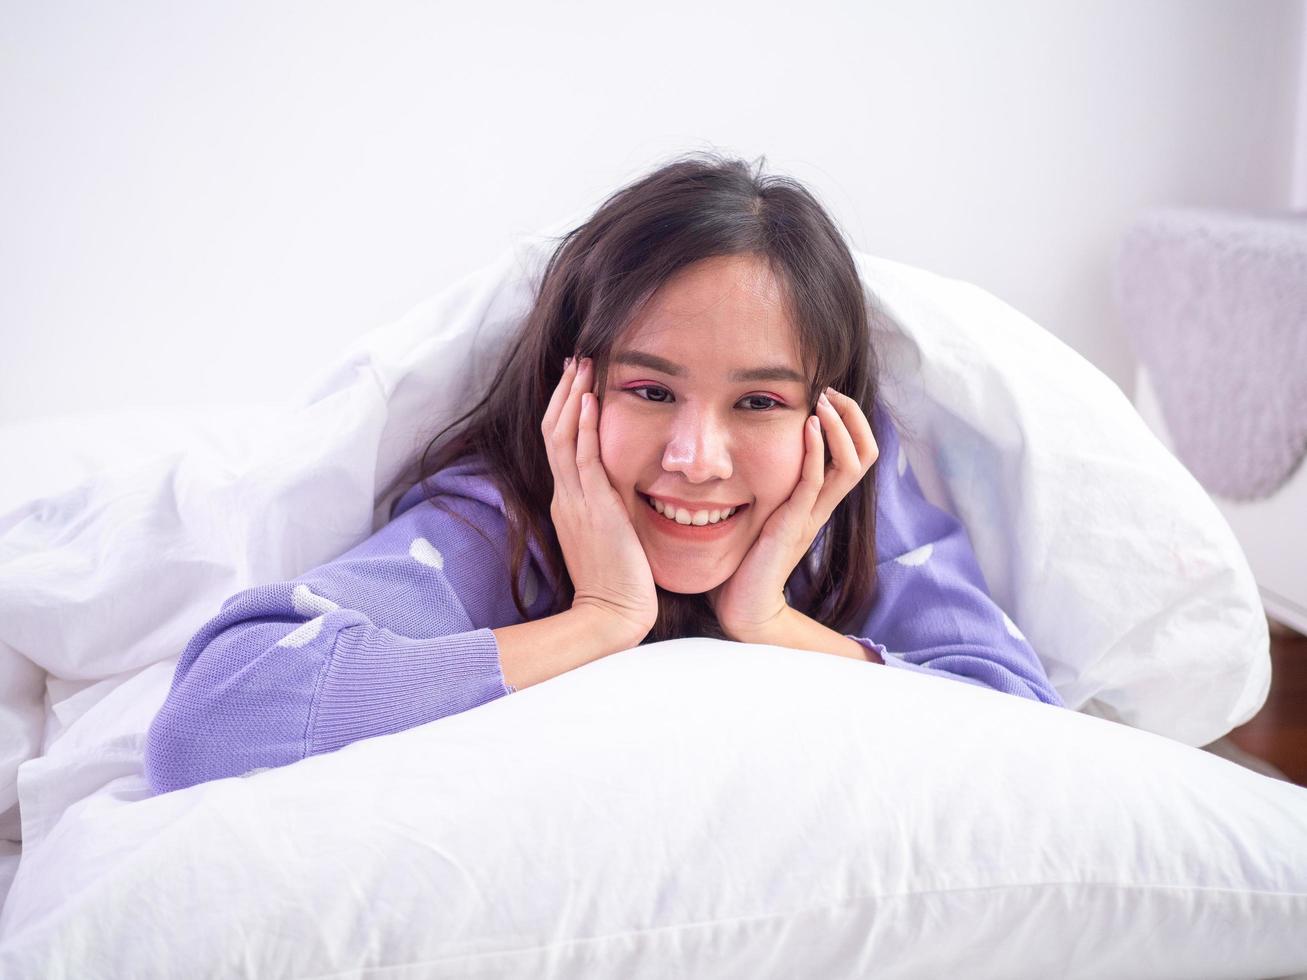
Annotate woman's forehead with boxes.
[604,255,808,380]
[639,254,788,323]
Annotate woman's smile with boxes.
[638,492,750,541]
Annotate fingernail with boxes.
[818,392,831,408]
[564,356,573,369]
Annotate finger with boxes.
[794,412,827,516]
[541,358,578,496]
[810,391,870,521]
[541,356,577,436]
[574,389,609,503]
[816,389,861,479]
[821,388,879,470]
[551,357,591,498]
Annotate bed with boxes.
[1,211,1304,978]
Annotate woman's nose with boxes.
[660,413,733,482]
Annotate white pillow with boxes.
[2,641,1304,977]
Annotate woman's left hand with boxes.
[707,387,879,640]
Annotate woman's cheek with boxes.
[744,421,805,472]
[596,402,634,475]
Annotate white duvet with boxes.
[1,219,1302,977]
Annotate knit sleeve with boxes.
[144,477,546,795]
[838,405,1065,708]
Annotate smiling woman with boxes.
[143,151,1065,795]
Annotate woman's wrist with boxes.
[732,606,881,662]
[568,601,652,652]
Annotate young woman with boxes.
[145,153,1064,795]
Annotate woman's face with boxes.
[598,253,811,595]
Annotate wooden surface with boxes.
[1226,617,1307,787]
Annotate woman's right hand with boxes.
[542,355,659,643]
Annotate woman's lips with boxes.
[639,493,748,541]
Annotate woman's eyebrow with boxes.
[612,349,805,385]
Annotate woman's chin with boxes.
[651,563,731,596]
[656,581,708,596]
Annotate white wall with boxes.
[1295,0,1307,208]
[1,0,1302,426]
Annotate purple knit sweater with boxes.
[144,406,1064,794]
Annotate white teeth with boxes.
[646,496,738,525]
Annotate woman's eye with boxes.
[628,386,780,411]
[630,385,673,404]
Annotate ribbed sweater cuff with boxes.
[847,635,996,692]
[308,625,512,755]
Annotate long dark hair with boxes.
[409,151,897,644]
